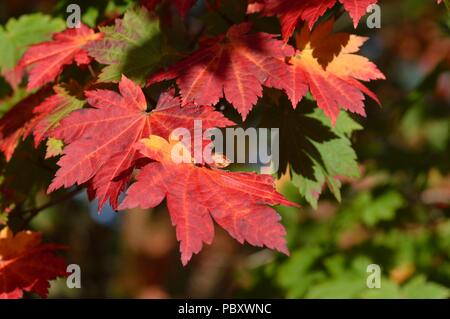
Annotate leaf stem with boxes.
[88,65,97,78]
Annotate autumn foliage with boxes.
[0,0,446,299]
[0,227,66,299]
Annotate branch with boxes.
[87,65,97,78]
[20,187,83,228]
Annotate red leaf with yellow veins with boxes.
[281,21,385,124]
[17,24,102,91]
[49,75,234,210]
[147,23,294,120]
[119,135,297,265]
[0,227,66,299]
[248,0,378,40]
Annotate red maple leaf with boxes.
[0,227,66,299]
[279,20,385,124]
[17,24,102,91]
[0,87,52,161]
[49,75,234,210]
[248,0,378,40]
[119,135,297,265]
[147,23,295,120]
[175,0,197,16]
[2,67,25,91]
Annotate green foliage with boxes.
[261,94,361,209]
[88,6,163,84]
[0,0,448,299]
[292,110,362,208]
[0,88,28,115]
[0,14,65,74]
[345,191,405,227]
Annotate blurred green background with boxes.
[0,0,449,298]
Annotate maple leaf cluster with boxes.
[9,0,447,298]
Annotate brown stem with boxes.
[20,187,83,228]
[88,65,97,78]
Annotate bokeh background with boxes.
[0,0,449,298]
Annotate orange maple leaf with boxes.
[280,20,385,124]
[0,227,66,299]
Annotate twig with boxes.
[444,0,450,12]
[20,187,83,228]
[88,65,97,78]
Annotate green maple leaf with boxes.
[0,14,65,84]
[87,6,163,84]
[293,109,362,208]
